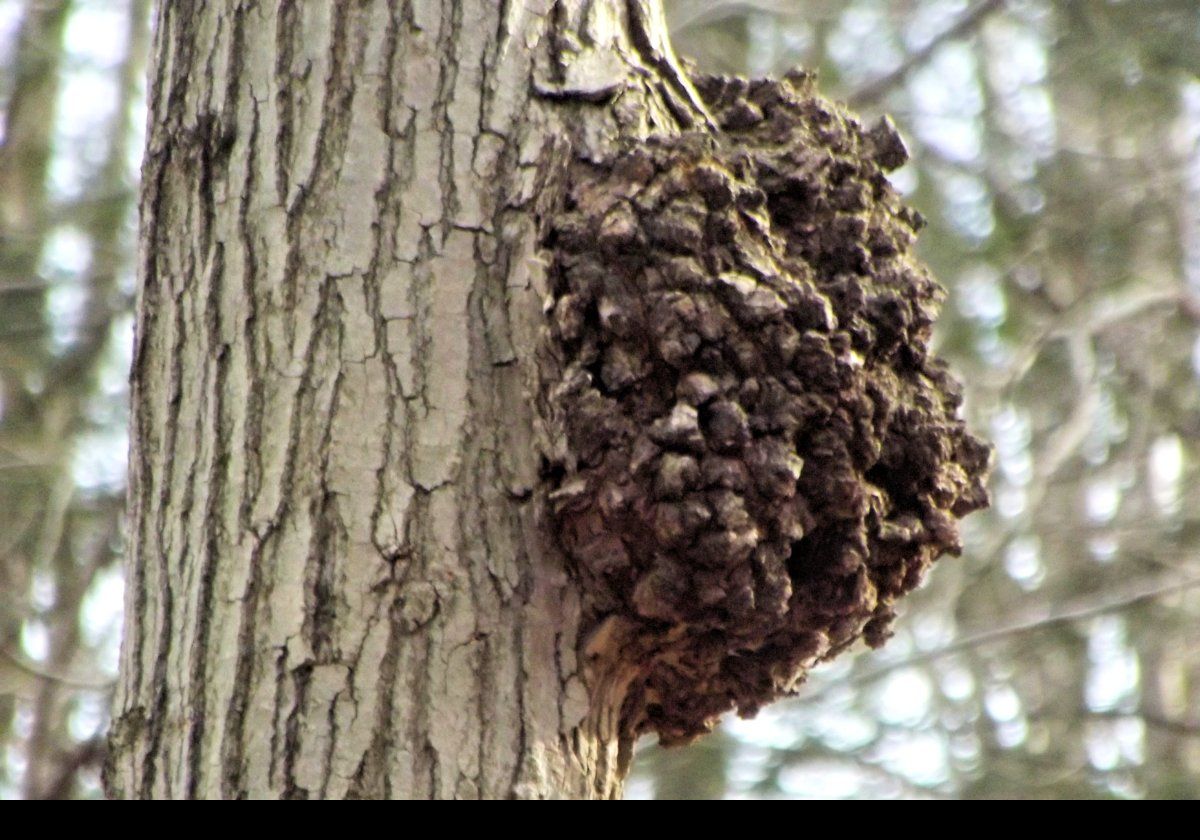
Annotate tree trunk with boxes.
[107,0,992,799]
[106,0,706,799]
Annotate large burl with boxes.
[537,70,991,746]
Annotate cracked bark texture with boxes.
[106,0,702,800]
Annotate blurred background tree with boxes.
[1,0,1198,799]
[0,0,148,799]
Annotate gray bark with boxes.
[106,0,704,799]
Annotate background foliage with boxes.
[1,0,1197,799]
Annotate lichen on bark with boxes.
[538,69,991,745]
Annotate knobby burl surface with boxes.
[539,70,990,745]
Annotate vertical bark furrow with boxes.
[112,0,707,799]
[218,88,266,799]
[435,0,463,229]
[183,242,231,797]
[272,1,298,208]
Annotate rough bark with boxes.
[107,0,989,800]
[107,0,709,800]
[541,75,988,745]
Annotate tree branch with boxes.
[1084,709,1200,737]
[798,573,1200,702]
[0,646,114,691]
[35,736,105,800]
[849,0,1007,108]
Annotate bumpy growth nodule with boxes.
[539,71,990,744]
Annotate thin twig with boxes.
[849,0,1007,107]
[667,0,800,33]
[0,646,114,691]
[798,573,1200,702]
[1084,709,1200,737]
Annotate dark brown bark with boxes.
[542,73,988,746]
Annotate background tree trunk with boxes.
[105,0,704,799]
